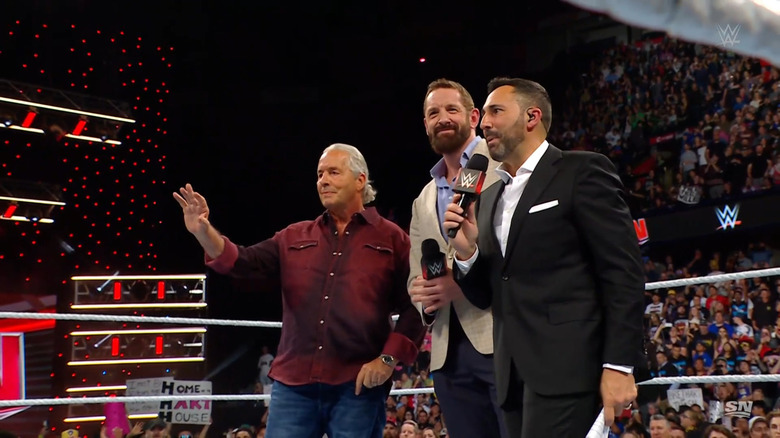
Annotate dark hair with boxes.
[486,77,552,132]
[702,424,736,438]
[233,425,254,436]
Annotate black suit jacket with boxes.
[456,144,645,404]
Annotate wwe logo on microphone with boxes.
[427,261,444,276]
[716,24,740,47]
[459,170,479,190]
[715,204,741,230]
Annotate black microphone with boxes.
[447,154,489,239]
[421,239,447,280]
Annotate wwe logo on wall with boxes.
[715,204,741,230]
[716,24,740,47]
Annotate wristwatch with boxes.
[380,354,396,367]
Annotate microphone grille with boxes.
[465,153,489,172]
[421,239,441,258]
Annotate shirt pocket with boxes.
[359,242,395,283]
[286,239,319,270]
[364,242,394,255]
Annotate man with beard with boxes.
[408,78,504,438]
[444,77,645,437]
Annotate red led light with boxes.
[21,111,36,127]
[72,119,87,135]
[2,204,17,218]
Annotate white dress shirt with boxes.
[493,141,549,255]
[455,140,633,375]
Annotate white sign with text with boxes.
[667,388,704,411]
[126,378,212,425]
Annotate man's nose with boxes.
[437,116,453,127]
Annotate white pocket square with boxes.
[529,199,559,214]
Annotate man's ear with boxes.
[469,107,480,130]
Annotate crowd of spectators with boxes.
[211,36,780,438]
[549,37,780,216]
[628,239,778,437]
[7,34,780,438]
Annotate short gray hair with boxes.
[649,414,670,429]
[321,143,377,204]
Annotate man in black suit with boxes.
[443,77,645,437]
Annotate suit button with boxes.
[502,275,509,281]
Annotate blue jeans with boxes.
[265,381,386,438]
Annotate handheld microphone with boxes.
[421,239,447,280]
[447,153,489,239]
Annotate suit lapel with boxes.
[478,181,505,258]
[422,183,449,252]
[501,145,562,270]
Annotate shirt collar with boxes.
[321,206,379,225]
[495,140,549,184]
[429,136,482,181]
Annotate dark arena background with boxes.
[1,0,779,437]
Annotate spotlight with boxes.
[58,239,76,254]
[26,206,43,222]
[3,120,12,127]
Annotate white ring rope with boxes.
[636,374,780,385]
[0,374,775,408]
[644,267,780,290]
[1,267,777,409]
[0,388,437,408]
[1,267,778,327]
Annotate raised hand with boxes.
[173,183,211,237]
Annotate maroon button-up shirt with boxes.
[206,207,425,386]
